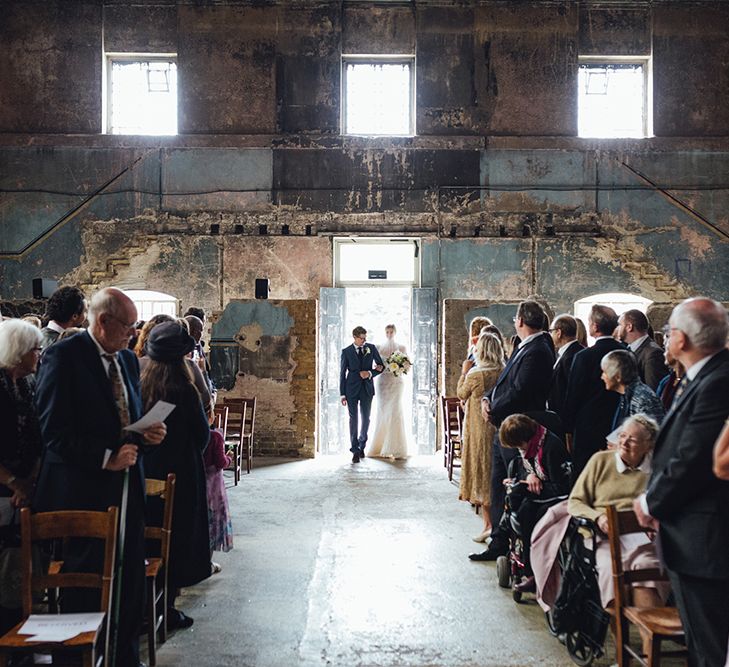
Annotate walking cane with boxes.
[109,467,130,667]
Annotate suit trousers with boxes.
[61,494,146,667]
[347,393,373,454]
[667,569,729,667]
[488,433,519,548]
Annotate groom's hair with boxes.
[352,326,367,337]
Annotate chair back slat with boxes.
[20,506,118,616]
[145,474,176,564]
[213,405,229,440]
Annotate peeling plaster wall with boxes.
[3,1,729,457]
[210,299,317,458]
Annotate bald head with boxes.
[184,315,203,342]
[88,288,137,353]
[670,297,728,354]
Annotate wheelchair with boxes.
[495,458,568,603]
[545,516,611,667]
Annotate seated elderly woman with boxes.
[0,319,43,634]
[568,414,668,616]
[601,350,665,432]
[532,415,668,623]
[498,414,571,593]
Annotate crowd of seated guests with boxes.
[0,286,233,667]
[456,296,729,666]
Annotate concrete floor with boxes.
[151,456,609,667]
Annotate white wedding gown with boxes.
[368,339,409,459]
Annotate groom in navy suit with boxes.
[340,326,385,463]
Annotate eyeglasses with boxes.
[106,313,137,332]
[662,325,680,337]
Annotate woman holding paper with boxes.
[141,322,211,630]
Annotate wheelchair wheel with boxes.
[496,555,510,588]
[566,631,595,667]
[545,610,559,637]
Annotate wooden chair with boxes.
[223,397,255,482]
[0,507,118,667]
[213,404,229,441]
[441,396,464,481]
[606,505,687,667]
[144,474,176,667]
[239,397,256,474]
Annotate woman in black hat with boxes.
[141,321,211,629]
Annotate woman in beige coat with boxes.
[457,332,505,542]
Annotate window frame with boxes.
[333,237,421,288]
[103,52,178,135]
[577,55,653,139]
[341,55,416,137]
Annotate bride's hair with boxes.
[475,332,505,370]
[385,324,396,332]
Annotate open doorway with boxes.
[319,239,436,457]
[574,292,652,345]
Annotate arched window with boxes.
[121,289,178,321]
[574,292,652,345]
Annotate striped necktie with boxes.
[103,353,130,430]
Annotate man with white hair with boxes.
[634,297,729,667]
[34,287,166,667]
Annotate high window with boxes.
[577,57,651,138]
[342,58,414,136]
[105,55,177,135]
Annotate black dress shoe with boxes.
[352,453,360,463]
[167,608,194,629]
[469,544,508,561]
[513,575,536,593]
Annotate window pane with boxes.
[345,62,412,136]
[110,60,177,135]
[578,63,645,138]
[338,243,417,283]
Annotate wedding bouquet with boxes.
[385,351,412,377]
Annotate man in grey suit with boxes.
[634,298,729,667]
[617,309,668,390]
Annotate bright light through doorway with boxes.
[344,287,413,455]
[574,292,652,345]
[108,58,177,135]
[578,61,649,138]
[344,61,413,136]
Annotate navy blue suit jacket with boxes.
[34,331,145,513]
[486,333,555,427]
[646,349,729,579]
[339,343,384,401]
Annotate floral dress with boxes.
[203,429,234,553]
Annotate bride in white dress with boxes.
[368,324,410,460]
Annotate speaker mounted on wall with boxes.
[255,278,270,300]
[32,278,58,299]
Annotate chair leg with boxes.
[160,571,169,643]
[82,647,94,667]
[147,578,157,667]
[646,634,661,667]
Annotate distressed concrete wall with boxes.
[210,299,317,458]
[3,1,729,136]
[3,1,729,456]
